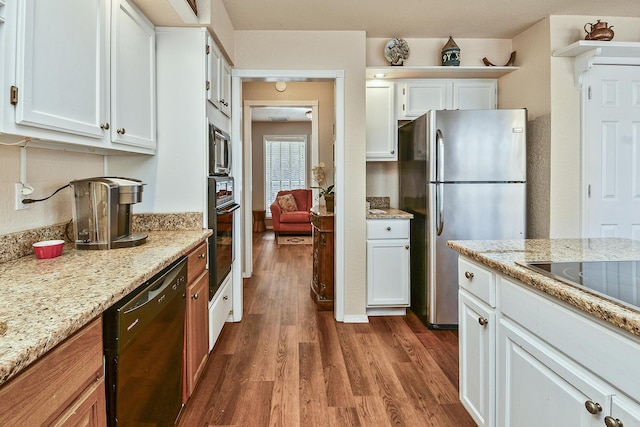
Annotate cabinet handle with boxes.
[604,416,624,427]
[584,400,602,415]
[100,123,110,130]
[405,245,410,250]
[478,317,488,326]
[386,226,391,231]
[117,128,126,135]
[199,252,206,259]
[206,81,211,90]
[223,295,229,301]
[390,150,395,154]
[465,271,474,280]
[192,293,199,300]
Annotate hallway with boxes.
[178,231,475,426]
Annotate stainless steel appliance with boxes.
[399,109,527,328]
[518,260,640,311]
[103,257,187,426]
[69,177,147,250]
[207,176,239,300]
[209,124,231,176]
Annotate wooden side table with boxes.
[252,210,266,232]
[310,207,334,310]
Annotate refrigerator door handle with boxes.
[435,129,445,235]
[436,129,444,182]
[436,182,444,236]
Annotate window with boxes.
[265,135,307,216]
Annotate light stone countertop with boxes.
[366,208,414,220]
[447,238,640,338]
[0,229,212,385]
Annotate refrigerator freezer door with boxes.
[424,182,526,327]
[427,109,527,183]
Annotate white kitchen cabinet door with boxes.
[366,239,410,306]
[459,290,495,427]
[366,81,397,161]
[15,0,108,139]
[453,79,497,110]
[207,42,231,117]
[397,80,450,119]
[609,395,640,427]
[498,319,611,427]
[111,0,156,149]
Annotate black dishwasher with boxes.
[103,257,187,426]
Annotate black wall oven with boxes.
[207,176,239,300]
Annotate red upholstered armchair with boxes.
[269,189,313,236]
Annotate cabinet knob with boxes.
[405,245,410,250]
[386,226,391,231]
[478,317,488,326]
[465,271,474,280]
[206,81,211,90]
[223,295,229,301]
[100,122,110,130]
[117,128,126,135]
[584,400,602,415]
[199,252,206,259]
[192,293,199,300]
[604,416,624,427]
[390,150,395,154]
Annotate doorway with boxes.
[230,70,345,323]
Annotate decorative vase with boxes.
[441,36,460,66]
[324,194,334,213]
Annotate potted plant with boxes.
[311,163,335,212]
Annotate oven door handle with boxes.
[217,203,240,215]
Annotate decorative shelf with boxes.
[366,65,518,80]
[552,40,640,88]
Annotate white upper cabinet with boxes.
[1,0,155,154]
[111,0,155,149]
[397,79,497,120]
[207,40,231,117]
[366,81,397,161]
[15,0,108,139]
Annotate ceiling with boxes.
[251,107,312,122]
[221,0,640,39]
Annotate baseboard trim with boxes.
[342,314,369,323]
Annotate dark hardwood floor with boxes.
[178,231,476,426]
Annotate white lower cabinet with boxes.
[456,255,640,427]
[366,219,410,311]
[459,290,495,427]
[498,319,611,427]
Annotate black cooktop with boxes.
[518,261,640,311]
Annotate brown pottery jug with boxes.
[584,20,614,41]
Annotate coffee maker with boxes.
[70,177,147,250]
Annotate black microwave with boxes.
[209,124,231,176]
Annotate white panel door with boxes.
[585,65,640,239]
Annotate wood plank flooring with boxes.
[178,231,476,426]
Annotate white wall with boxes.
[0,145,103,234]
[234,30,368,318]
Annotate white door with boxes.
[584,65,640,239]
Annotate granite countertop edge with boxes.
[0,228,212,386]
[366,207,414,220]
[447,238,640,338]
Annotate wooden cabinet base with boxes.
[310,282,333,310]
[310,210,334,310]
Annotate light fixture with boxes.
[305,110,312,120]
[373,73,387,79]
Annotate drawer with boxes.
[210,273,232,349]
[458,257,495,307]
[187,241,208,284]
[366,219,409,239]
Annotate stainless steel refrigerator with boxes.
[399,109,527,328]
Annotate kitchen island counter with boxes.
[0,229,212,385]
[447,238,640,338]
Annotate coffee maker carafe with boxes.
[70,177,147,250]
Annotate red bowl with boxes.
[33,240,65,259]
